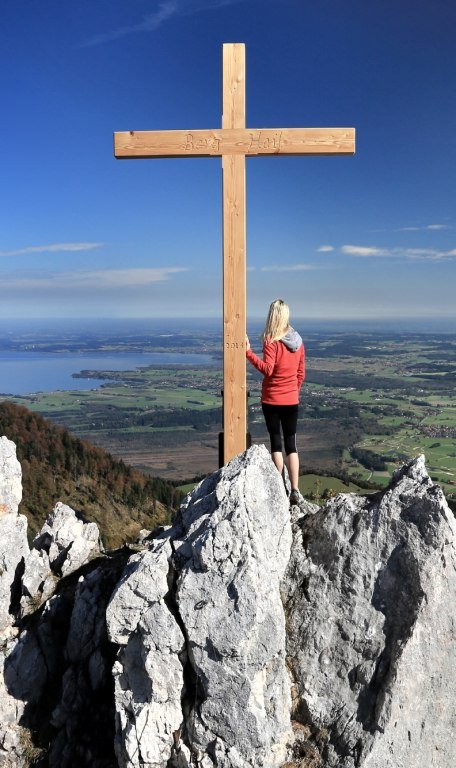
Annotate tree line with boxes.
[0,401,181,548]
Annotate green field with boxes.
[5,330,455,501]
[298,474,363,497]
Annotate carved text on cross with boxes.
[114,43,355,464]
[116,127,354,158]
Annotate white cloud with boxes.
[341,245,388,257]
[317,245,334,252]
[261,264,323,272]
[0,242,104,257]
[0,267,189,292]
[341,244,456,261]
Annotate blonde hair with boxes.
[262,299,290,342]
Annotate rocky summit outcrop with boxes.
[0,437,28,638]
[0,436,455,768]
[283,454,456,768]
[106,445,293,768]
[0,437,107,768]
[0,437,29,768]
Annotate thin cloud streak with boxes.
[80,0,241,47]
[317,245,334,252]
[397,224,452,232]
[0,242,105,258]
[0,267,189,291]
[341,244,456,261]
[80,1,179,47]
[372,223,452,233]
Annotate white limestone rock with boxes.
[20,501,102,616]
[173,443,293,767]
[0,437,29,636]
[2,432,455,768]
[0,436,22,517]
[33,501,102,577]
[107,444,294,768]
[0,643,27,768]
[283,454,456,767]
[20,548,55,617]
[106,537,186,768]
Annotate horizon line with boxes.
[1,316,455,330]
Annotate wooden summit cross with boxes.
[114,43,355,465]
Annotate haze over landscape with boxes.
[1,0,455,321]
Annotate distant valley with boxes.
[1,318,455,510]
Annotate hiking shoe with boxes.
[289,488,305,508]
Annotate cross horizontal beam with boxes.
[114,127,355,159]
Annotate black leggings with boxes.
[262,403,299,455]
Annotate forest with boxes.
[0,401,180,549]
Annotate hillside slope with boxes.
[0,401,178,548]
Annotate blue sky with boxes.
[1,0,455,321]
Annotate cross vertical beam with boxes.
[113,44,355,468]
[222,43,247,464]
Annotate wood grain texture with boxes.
[223,43,245,131]
[114,127,355,158]
[222,152,246,463]
[222,44,247,463]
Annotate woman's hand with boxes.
[245,335,250,351]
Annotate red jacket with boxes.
[246,339,305,405]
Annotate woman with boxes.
[246,299,305,507]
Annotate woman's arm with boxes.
[297,344,305,388]
[246,341,277,376]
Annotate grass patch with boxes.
[299,474,363,498]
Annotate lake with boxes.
[0,351,216,396]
